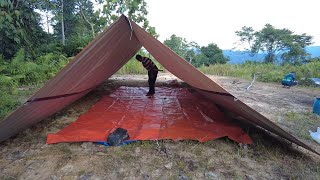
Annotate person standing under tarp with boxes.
[136,54,162,96]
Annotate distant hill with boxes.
[224,46,320,64]
[306,46,320,57]
[223,50,263,64]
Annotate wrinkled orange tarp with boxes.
[47,87,252,144]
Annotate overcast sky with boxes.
[146,0,319,50]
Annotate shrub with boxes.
[0,49,70,119]
[199,61,320,83]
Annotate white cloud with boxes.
[146,0,320,49]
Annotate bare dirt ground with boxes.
[1,73,320,180]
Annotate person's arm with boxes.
[153,66,163,71]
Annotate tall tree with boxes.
[164,35,202,65]
[164,34,189,57]
[185,41,199,64]
[36,0,54,34]
[281,33,313,65]
[75,0,96,38]
[51,0,78,45]
[199,43,228,65]
[235,24,313,63]
[0,0,47,59]
[98,0,158,38]
[234,26,255,51]
[49,0,102,55]
[61,0,65,45]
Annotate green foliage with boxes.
[50,0,101,55]
[51,0,78,45]
[0,49,69,85]
[193,53,207,67]
[0,49,70,119]
[36,42,65,56]
[35,53,70,78]
[98,0,158,38]
[199,43,229,65]
[0,89,18,119]
[281,43,311,65]
[0,0,47,59]
[1,0,157,58]
[164,34,189,57]
[117,58,147,74]
[64,33,93,56]
[199,61,320,83]
[164,34,227,67]
[235,24,313,64]
[75,0,100,37]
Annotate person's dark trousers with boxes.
[147,70,158,94]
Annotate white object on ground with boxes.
[309,127,320,144]
[164,162,173,169]
[246,72,261,91]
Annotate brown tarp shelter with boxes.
[0,15,318,155]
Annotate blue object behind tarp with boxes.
[313,98,320,115]
[282,79,297,86]
[95,140,138,147]
[310,78,320,86]
[284,73,296,81]
[282,73,297,87]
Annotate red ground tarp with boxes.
[47,87,252,144]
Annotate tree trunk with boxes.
[15,0,20,8]
[61,0,65,45]
[91,24,95,38]
[46,8,50,34]
[189,57,192,64]
[79,5,95,38]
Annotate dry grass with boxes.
[199,61,320,84]
[1,122,319,179]
[285,111,320,141]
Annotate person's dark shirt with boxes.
[141,57,158,71]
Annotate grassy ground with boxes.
[285,111,320,141]
[1,58,318,119]
[0,74,320,179]
[116,59,320,86]
[0,83,43,120]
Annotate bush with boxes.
[0,49,70,119]
[0,90,19,119]
[199,61,320,84]
[64,34,93,57]
[36,53,70,79]
[36,42,65,56]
